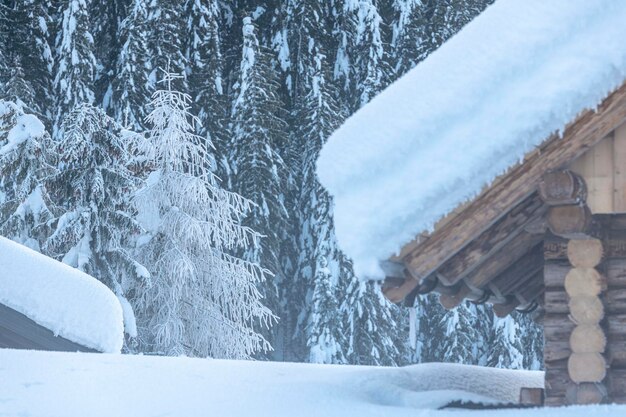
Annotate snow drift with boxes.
[317,0,626,279]
[0,237,124,353]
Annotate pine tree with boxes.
[133,70,273,358]
[0,1,54,120]
[53,0,97,139]
[186,0,229,176]
[0,100,53,250]
[342,272,406,366]
[146,0,188,91]
[439,302,482,364]
[333,0,390,110]
[90,0,129,108]
[42,103,147,317]
[390,0,430,78]
[486,315,525,369]
[229,17,289,356]
[111,0,151,130]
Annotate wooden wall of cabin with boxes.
[543,215,626,406]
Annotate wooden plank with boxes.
[545,366,572,400]
[603,258,626,287]
[544,238,568,261]
[515,271,544,306]
[544,313,576,341]
[435,196,545,285]
[570,135,615,213]
[608,369,626,400]
[607,314,626,337]
[605,288,626,314]
[607,335,626,367]
[544,289,569,314]
[401,82,626,280]
[613,122,626,212]
[464,232,543,289]
[543,260,570,288]
[520,388,544,406]
[0,303,96,352]
[592,136,615,213]
[490,244,543,296]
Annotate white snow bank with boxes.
[317,0,626,279]
[0,237,123,353]
[0,349,558,417]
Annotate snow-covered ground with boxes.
[0,348,623,417]
[317,0,626,279]
[0,237,123,353]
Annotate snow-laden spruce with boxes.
[133,71,273,358]
[53,0,96,140]
[318,0,626,279]
[0,100,52,250]
[42,103,147,338]
[229,17,288,357]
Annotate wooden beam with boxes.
[435,195,546,286]
[490,243,543,296]
[401,81,626,281]
[464,232,543,289]
[538,170,586,206]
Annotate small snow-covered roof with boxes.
[1,349,545,417]
[317,0,626,278]
[0,237,124,353]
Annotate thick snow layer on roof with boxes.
[317,0,626,279]
[0,237,123,352]
[0,349,554,417]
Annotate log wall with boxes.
[544,215,626,406]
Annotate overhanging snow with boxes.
[317,0,626,279]
[0,237,124,353]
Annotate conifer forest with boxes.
[0,0,543,367]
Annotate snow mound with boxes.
[317,0,626,279]
[0,237,124,353]
[0,349,552,417]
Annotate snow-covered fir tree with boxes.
[341,270,408,366]
[41,104,147,331]
[0,100,53,250]
[145,0,188,91]
[133,70,273,359]
[333,0,390,110]
[439,302,483,364]
[229,17,289,357]
[186,0,229,174]
[111,0,151,130]
[0,1,54,120]
[90,0,128,107]
[53,0,97,139]
[485,314,525,369]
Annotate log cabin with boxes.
[316,0,626,407]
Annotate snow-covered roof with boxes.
[1,349,546,417]
[0,237,124,353]
[317,0,626,279]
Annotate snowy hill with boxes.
[2,349,626,416]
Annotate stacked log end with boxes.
[540,170,608,405]
[565,237,607,400]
